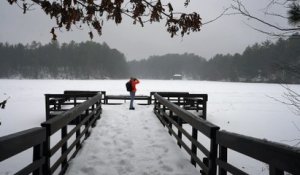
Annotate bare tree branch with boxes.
[230,0,300,36]
[202,7,230,25]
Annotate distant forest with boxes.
[0,35,299,83]
[129,36,300,83]
[0,41,129,79]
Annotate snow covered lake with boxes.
[1,79,300,174]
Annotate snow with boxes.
[65,104,199,175]
[1,79,300,174]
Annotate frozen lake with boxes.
[1,79,300,174]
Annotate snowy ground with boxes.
[1,79,300,174]
[65,104,199,175]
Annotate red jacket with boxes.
[131,79,140,92]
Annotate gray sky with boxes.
[0,0,289,61]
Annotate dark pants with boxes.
[130,91,135,108]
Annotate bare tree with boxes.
[230,0,300,37]
[6,0,202,40]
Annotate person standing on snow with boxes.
[129,77,140,110]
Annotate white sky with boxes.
[0,0,289,60]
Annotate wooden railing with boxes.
[153,93,219,175]
[152,92,207,119]
[45,90,105,120]
[104,95,151,105]
[153,93,300,175]
[216,131,300,175]
[0,91,102,175]
[0,127,46,175]
[42,93,102,174]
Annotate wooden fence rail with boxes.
[0,127,46,175]
[216,131,300,175]
[153,92,300,175]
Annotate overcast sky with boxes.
[0,0,289,61]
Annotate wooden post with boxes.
[43,128,51,175]
[74,96,77,107]
[45,95,50,121]
[85,109,90,139]
[162,105,166,127]
[169,111,173,135]
[177,117,182,148]
[269,166,284,175]
[91,104,96,127]
[208,129,218,175]
[191,127,198,167]
[61,126,68,171]
[203,102,207,120]
[154,98,157,112]
[218,145,227,175]
[33,143,43,175]
[200,157,209,175]
[203,96,208,120]
[76,117,81,151]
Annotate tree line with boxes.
[0,36,299,83]
[129,35,300,83]
[0,41,129,79]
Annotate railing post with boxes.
[154,98,158,112]
[169,111,173,135]
[269,166,284,175]
[208,129,218,175]
[102,91,106,104]
[33,143,44,175]
[76,117,81,151]
[43,126,51,175]
[85,109,90,139]
[162,105,166,127]
[177,117,182,148]
[74,96,77,107]
[203,95,207,120]
[218,145,227,175]
[91,104,96,127]
[191,127,198,167]
[61,126,68,172]
[201,158,209,175]
[45,95,50,120]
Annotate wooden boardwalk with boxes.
[65,104,199,175]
